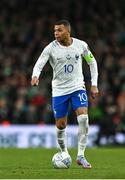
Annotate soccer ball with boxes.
[52,152,72,169]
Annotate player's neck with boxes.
[59,37,73,47]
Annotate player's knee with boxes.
[56,120,67,129]
[56,124,66,129]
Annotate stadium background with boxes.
[0,0,125,147]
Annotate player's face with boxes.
[54,24,70,42]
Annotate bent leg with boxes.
[52,94,69,153]
[55,116,68,153]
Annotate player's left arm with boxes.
[82,45,99,99]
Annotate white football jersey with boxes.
[32,38,98,97]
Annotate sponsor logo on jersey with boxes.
[57,57,62,60]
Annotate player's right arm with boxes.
[31,44,51,86]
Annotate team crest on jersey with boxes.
[75,54,79,60]
[75,54,79,63]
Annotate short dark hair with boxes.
[55,19,71,32]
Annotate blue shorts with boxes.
[52,90,88,118]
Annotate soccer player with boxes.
[31,20,99,169]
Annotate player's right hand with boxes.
[31,76,39,86]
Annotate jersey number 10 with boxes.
[64,64,74,73]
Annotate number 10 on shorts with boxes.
[78,93,87,103]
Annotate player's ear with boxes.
[65,26,71,33]
[68,27,71,34]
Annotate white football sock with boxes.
[56,127,68,153]
[77,114,89,157]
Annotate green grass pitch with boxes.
[0,147,125,179]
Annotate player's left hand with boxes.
[90,86,99,99]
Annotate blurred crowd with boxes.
[0,0,125,143]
